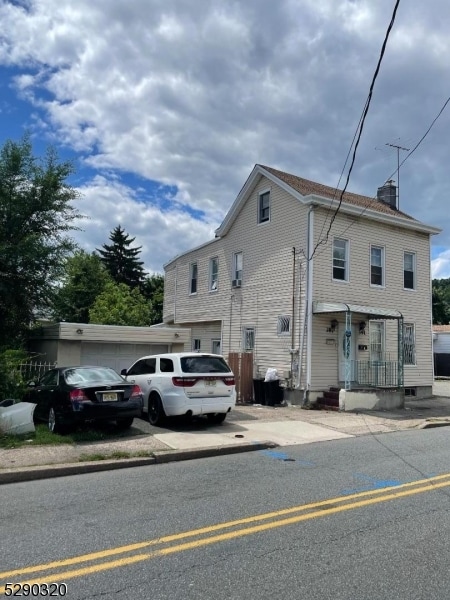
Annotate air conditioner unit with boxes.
[232,279,242,288]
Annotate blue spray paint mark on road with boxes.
[340,472,402,495]
[260,449,290,460]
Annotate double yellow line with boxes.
[2,471,450,592]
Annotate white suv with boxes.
[121,353,236,426]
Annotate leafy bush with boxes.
[0,349,30,402]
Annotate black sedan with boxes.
[23,366,144,434]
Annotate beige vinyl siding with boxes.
[166,175,309,379]
[163,264,176,323]
[311,207,433,388]
[185,321,222,353]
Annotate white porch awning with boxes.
[312,301,402,319]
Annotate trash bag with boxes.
[264,368,279,382]
[0,402,36,435]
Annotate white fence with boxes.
[17,361,55,381]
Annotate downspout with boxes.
[303,206,315,404]
[429,236,435,381]
[174,264,178,324]
[290,247,296,386]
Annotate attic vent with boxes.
[377,180,397,210]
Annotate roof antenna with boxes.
[385,141,410,210]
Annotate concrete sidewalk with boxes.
[1,381,450,484]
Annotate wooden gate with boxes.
[228,352,254,404]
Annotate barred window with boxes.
[403,323,416,365]
[277,315,291,335]
[243,327,255,351]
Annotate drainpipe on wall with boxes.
[303,206,315,405]
[174,264,178,324]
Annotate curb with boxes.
[419,420,450,429]
[0,441,277,485]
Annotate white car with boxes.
[121,353,236,426]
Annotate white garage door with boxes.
[81,343,169,374]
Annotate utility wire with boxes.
[329,94,450,244]
[309,0,401,261]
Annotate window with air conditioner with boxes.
[209,257,219,291]
[232,252,243,287]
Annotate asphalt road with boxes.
[2,428,450,599]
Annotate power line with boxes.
[330,94,450,244]
[309,0,401,261]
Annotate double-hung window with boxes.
[370,246,384,286]
[404,252,415,290]
[209,257,219,291]
[403,323,416,365]
[258,191,270,224]
[333,238,348,281]
[189,262,198,295]
[233,252,243,286]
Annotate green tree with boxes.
[432,279,450,324]
[96,225,145,288]
[89,282,153,326]
[52,251,112,323]
[0,136,81,349]
[141,273,165,324]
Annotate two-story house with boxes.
[163,164,440,409]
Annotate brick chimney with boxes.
[377,180,397,210]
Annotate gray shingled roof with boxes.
[259,164,416,221]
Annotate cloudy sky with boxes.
[1,0,450,277]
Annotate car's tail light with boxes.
[131,385,142,397]
[172,377,198,387]
[222,377,235,386]
[69,389,90,403]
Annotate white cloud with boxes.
[1,0,450,271]
[73,175,217,274]
[432,250,450,280]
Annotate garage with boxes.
[28,322,191,371]
[81,342,169,373]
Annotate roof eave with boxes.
[306,195,442,235]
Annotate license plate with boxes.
[102,393,118,402]
[204,380,217,387]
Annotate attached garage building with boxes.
[28,322,191,373]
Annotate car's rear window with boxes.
[64,368,122,385]
[181,356,231,374]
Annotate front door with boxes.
[338,323,358,382]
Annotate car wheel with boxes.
[115,417,134,431]
[148,393,166,427]
[48,407,64,434]
[206,413,227,425]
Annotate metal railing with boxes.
[352,359,399,388]
[17,361,55,381]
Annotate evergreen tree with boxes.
[96,225,145,288]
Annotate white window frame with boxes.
[369,321,385,362]
[189,262,198,295]
[258,189,271,224]
[243,326,255,351]
[209,257,219,292]
[193,338,201,351]
[332,238,349,282]
[403,323,416,366]
[211,339,221,354]
[277,315,291,336]
[403,252,416,290]
[233,251,243,283]
[370,246,385,287]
